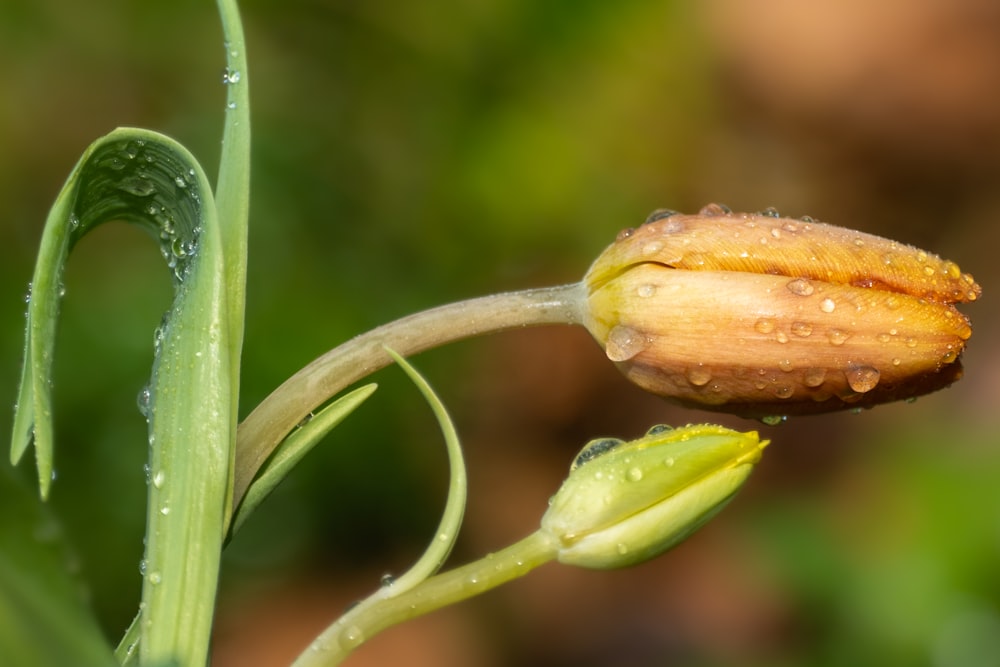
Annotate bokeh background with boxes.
[2,0,999,665]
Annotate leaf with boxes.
[0,464,117,667]
[9,127,232,667]
[381,348,466,593]
[231,383,378,536]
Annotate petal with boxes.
[587,207,981,305]
[586,264,971,417]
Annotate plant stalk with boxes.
[292,530,558,667]
[234,282,587,508]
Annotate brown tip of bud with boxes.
[584,206,981,418]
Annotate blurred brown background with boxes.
[1,0,998,665]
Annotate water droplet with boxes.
[616,543,629,555]
[148,571,162,585]
[877,332,892,343]
[699,203,731,216]
[644,208,680,224]
[616,227,635,241]
[760,415,786,426]
[905,337,918,349]
[770,227,782,239]
[118,176,156,197]
[791,321,813,337]
[759,207,781,218]
[159,505,170,516]
[646,424,673,436]
[773,385,794,399]
[820,298,836,313]
[754,318,776,334]
[137,385,152,418]
[573,438,624,470]
[686,365,712,386]
[637,284,656,298]
[892,358,902,366]
[641,241,663,255]
[786,278,815,296]
[605,325,648,362]
[222,68,241,84]
[776,331,789,344]
[152,470,165,489]
[777,359,793,372]
[24,282,32,303]
[380,573,395,587]
[663,457,675,467]
[803,368,827,387]
[338,625,365,649]
[227,101,237,110]
[139,559,148,576]
[174,176,187,188]
[627,467,643,482]
[827,329,850,346]
[846,366,880,393]
[69,215,80,230]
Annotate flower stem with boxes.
[233,282,587,509]
[291,530,559,667]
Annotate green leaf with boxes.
[231,383,378,536]
[214,0,252,532]
[9,127,232,667]
[0,464,117,667]
[382,348,466,592]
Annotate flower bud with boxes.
[583,205,981,418]
[541,423,767,569]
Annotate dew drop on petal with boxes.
[786,278,815,296]
[774,385,794,399]
[846,366,880,393]
[605,325,649,362]
[791,321,813,337]
[827,329,850,346]
[573,438,624,470]
[754,318,776,334]
[686,365,712,386]
[760,415,786,426]
[803,368,827,387]
[820,298,836,313]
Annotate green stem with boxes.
[234,282,587,508]
[291,531,559,667]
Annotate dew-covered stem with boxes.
[292,531,558,667]
[233,283,586,508]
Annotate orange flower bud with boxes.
[583,205,981,418]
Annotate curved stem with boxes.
[234,282,587,508]
[292,530,558,667]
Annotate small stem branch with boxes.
[292,531,558,667]
[234,282,587,507]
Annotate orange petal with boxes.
[587,206,981,305]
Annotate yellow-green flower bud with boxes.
[541,424,767,569]
[583,205,982,418]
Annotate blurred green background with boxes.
[2,0,999,665]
